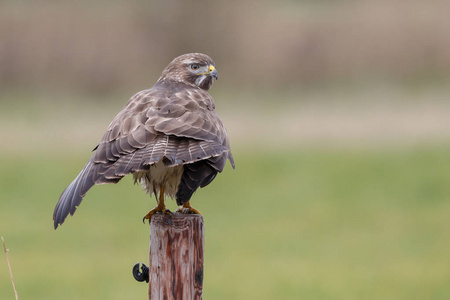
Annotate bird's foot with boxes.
[176,202,202,215]
[142,205,172,223]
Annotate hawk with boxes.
[53,53,234,229]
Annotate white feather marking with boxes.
[133,160,183,198]
[149,144,155,162]
[188,147,193,161]
[199,144,207,156]
[149,136,168,162]
[123,152,136,172]
[195,75,207,87]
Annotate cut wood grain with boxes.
[149,213,204,300]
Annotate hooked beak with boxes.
[209,65,218,80]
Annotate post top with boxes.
[150,213,204,228]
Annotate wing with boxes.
[175,155,228,206]
[53,81,233,228]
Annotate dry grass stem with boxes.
[2,237,18,300]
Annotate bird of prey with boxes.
[53,53,234,229]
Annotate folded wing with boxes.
[53,83,233,228]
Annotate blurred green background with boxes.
[1,0,450,299]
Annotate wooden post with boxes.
[149,213,204,300]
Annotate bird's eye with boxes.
[191,64,199,70]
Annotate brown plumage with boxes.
[53,53,234,229]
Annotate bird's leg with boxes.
[143,186,171,222]
[176,201,202,215]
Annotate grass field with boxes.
[1,1,450,298]
[1,146,450,299]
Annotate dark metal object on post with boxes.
[133,262,149,283]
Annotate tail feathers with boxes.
[53,160,97,229]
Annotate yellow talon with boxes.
[143,186,171,222]
[176,201,202,215]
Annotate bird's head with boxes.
[158,53,218,91]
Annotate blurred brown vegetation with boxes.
[1,0,450,94]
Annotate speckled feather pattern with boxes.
[53,53,234,228]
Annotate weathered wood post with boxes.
[149,213,204,300]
